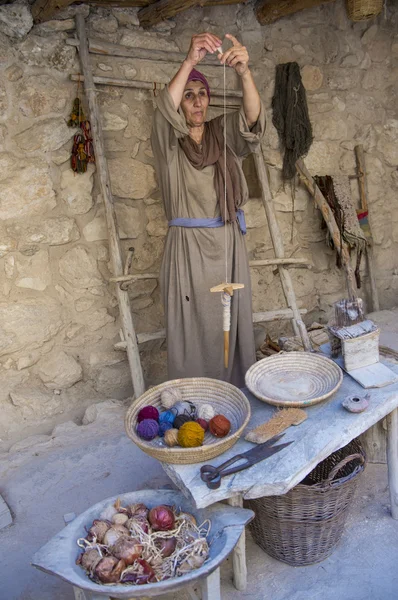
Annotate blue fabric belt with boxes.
[168,209,246,235]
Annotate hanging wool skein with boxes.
[69,76,96,173]
[210,44,244,369]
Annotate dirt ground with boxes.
[0,398,397,600]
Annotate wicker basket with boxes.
[125,378,251,465]
[246,439,366,566]
[346,0,383,21]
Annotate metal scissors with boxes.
[200,434,293,489]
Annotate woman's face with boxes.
[181,80,209,128]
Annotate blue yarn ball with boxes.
[159,421,173,437]
[159,410,175,427]
[137,418,159,441]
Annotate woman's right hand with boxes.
[186,33,222,67]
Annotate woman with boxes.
[151,32,265,387]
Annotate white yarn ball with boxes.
[161,387,182,409]
[197,403,215,421]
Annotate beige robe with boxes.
[151,86,266,387]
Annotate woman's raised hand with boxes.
[186,33,223,66]
[218,33,249,77]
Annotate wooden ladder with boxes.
[75,15,313,398]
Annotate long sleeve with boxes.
[223,101,266,158]
[151,86,189,163]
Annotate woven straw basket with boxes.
[246,438,366,566]
[346,0,383,21]
[245,352,343,407]
[125,378,251,464]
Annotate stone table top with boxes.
[162,363,398,509]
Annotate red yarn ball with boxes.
[196,418,209,431]
[209,415,231,438]
[137,405,159,423]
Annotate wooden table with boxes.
[162,363,398,591]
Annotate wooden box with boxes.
[342,328,380,371]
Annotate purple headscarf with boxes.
[186,68,210,100]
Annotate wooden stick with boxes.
[250,258,313,268]
[76,14,145,399]
[354,144,380,312]
[253,151,312,351]
[296,158,357,300]
[253,308,307,322]
[226,495,247,591]
[70,74,243,99]
[255,0,336,25]
[67,36,226,68]
[387,408,398,519]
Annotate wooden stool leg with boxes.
[201,568,221,600]
[387,408,398,519]
[227,496,247,591]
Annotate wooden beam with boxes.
[32,0,75,23]
[255,0,336,25]
[138,0,198,28]
[76,14,146,398]
[66,37,224,67]
[296,159,357,299]
[70,74,243,99]
[250,258,313,269]
[88,0,243,4]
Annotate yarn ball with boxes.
[137,405,159,423]
[159,421,173,437]
[178,421,205,448]
[173,414,191,429]
[161,387,182,409]
[164,428,179,447]
[172,400,196,418]
[196,418,209,432]
[159,410,175,427]
[137,418,159,441]
[209,415,231,438]
[197,403,215,421]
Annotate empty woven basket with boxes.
[347,0,383,21]
[246,438,366,566]
[125,378,251,464]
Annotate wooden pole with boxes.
[296,159,357,300]
[255,0,336,25]
[76,14,145,398]
[387,408,398,519]
[227,495,247,591]
[354,144,380,312]
[253,151,312,351]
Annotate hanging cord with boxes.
[222,52,228,285]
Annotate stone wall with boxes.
[0,0,397,448]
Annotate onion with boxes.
[94,556,126,583]
[80,548,102,573]
[178,511,197,526]
[126,517,150,534]
[148,505,175,531]
[103,525,128,546]
[112,513,129,525]
[178,553,206,573]
[87,519,110,543]
[127,503,149,519]
[121,559,156,585]
[111,535,143,565]
[154,536,177,558]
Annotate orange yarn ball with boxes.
[177,421,205,448]
[209,415,231,438]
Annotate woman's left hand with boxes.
[218,33,249,76]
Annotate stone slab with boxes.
[162,363,398,508]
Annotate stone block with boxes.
[59,247,103,289]
[108,157,156,199]
[124,109,152,141]
[120,30,179,52]
[94,362,133,399]
[17,74,69,118]
[85,308,115,331]
[102,111,128,131]
[0,160,55,220]
[15,249,51,291]
[19,34,76,71]
[34,19,75,34]
[0,495,12,529]
[0,0,33,39]
[14,117,74,153]
[10,378,64,417]
[90,14,118,34]
[301,65,323,91]
[37,350,82,389]
[0,298,62,357]
[145,204,167,237]
[60,164,95,214]
[112,7,139,28]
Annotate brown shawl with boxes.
[178,116,242,223]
